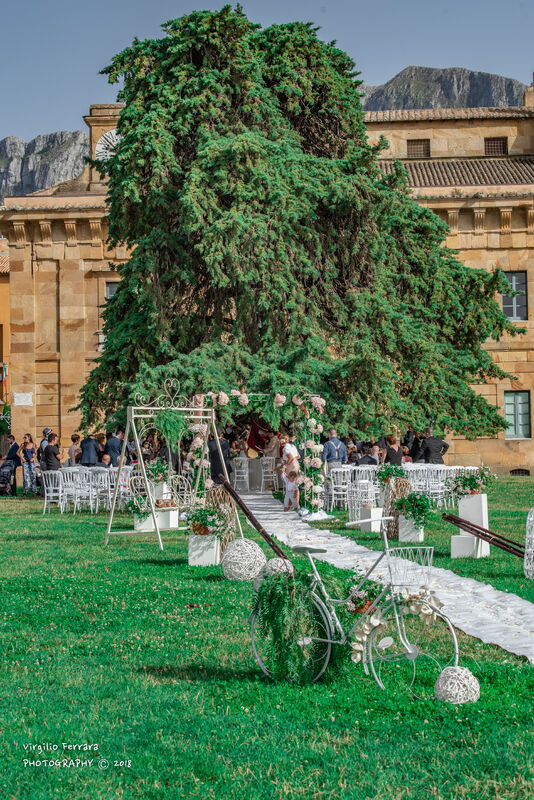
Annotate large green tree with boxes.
[80,5,517,436]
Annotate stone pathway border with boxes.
[242,493,534,665]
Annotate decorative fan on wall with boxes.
[94,129,122,161]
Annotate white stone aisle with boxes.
[242,493,534,665]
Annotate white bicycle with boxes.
[250,516,459,696]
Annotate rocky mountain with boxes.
[0,130,89,202]
[0,67,528,201]
[362,65,527,110]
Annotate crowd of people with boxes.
[0,420,449,502]
[0,428,131,497]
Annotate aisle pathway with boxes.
[242,493,534,664]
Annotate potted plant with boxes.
[394,492,435,542]
[187,505,232,566]
[145,457,170,499]
[376,464,405,486]
[447,466,495,497]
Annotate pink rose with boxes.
[304,478,313,490]
[311,395,326,410]
[303,457,311,468]
[311,457,322,469]
[193,458,201,467]
[198,423,208,435]
[202,459,210,468]
[274,393,286,407]
[238,393,249,406]
[191,437,203,450]
[205,478,214,490]
[296,474,305,485]
[292,394,304,406]
[305,439,315,449]
[218,391,229,406]
[230,389,241,396]
[316,424,324,434]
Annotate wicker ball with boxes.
[221,538,267,581]
[434,667,480,704]
[263,557,295,577]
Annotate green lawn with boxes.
[0,484,533,800]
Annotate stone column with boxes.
[58,220,85,443]
[8,221,37,437]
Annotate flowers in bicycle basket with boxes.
[394,492,436,528]
[446,466,496,497]
[376,464,404,485]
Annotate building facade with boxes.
[1,87,534,470]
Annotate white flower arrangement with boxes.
[311,497,324,508]
[312,444,323,456]
[218,391,230,406]
[238,393,249,406]
[307,418,317,428]
[350,587,442,665]
[312,483,322,494]
[274,393,286,407]
[310,395,326,410]
[310,457,322,469]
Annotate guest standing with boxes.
[43,433,64,471]
[280,434,300,474]
[322,428,347,472]
[17,434,38,495]
[420,428,449,464]
[385,434,403,465]
[4,434,21,496]
[67,434,81,466]
[80,434,101,467]
[105,430,124,467]
[208,430,233,484]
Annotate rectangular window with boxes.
[105,282,118,301]
[484,137,508,156]
[502,271,528,320]
[504,391,531,439]
[406,139,431,159]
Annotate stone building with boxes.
[1,85,534,470]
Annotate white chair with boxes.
[42,471,64,514]
[328,468,350,510]
[90,468,112,512]
[260,457,277,492]
[347,479,376,523]
[233,457,249,492]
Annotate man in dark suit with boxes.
[420,428,449,464]
[208,430,233,484]
[105,430,124,467]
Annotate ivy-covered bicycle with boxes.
[220,479,458,695]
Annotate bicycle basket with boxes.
[386,546,434,590]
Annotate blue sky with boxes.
[2,0,533,141]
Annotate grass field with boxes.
[0,480,533,799]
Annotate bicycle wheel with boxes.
[250,593,333,683]
[366,601,458,699]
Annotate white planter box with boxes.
[398,515,424,543]
[188,534,221,566]
[133,507,179,532]
[359,506,383,533]
[452,493,490,559]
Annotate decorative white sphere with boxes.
[221,538,267,581]
[263,557,295,577]
[434,667,480,704]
